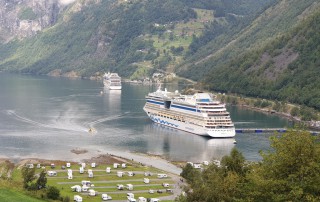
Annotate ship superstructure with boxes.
[103,72,122,90]
[143,88,235,138]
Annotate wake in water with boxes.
[6,110,88,132]
[5,109,129,133]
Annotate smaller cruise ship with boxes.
[143,87,235,138]
[103,72,122,90]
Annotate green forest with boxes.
[178,130,320,201]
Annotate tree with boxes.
[221,148,247,176]
[47,186,60,200]
[36,170,47,189]
[253,131,320,201]
[180,163,200,184]
[21,167,36,189]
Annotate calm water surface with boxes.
[0,74,289,162]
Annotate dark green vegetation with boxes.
[0,0,319,111]
[205,9,320,110]
[178,131,320,201]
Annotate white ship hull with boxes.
[146,113,235,138]
[108,85,122,90]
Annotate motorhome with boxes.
[138,197,147,202]
[203,161,209,166]
[149,198,160,202]
[91,162,96,168]
[126,184,133,190]
[122,163,126,168]
[113,163,120,168]
[106,167,111,173]
[162,183,169,188]
[127,193,134,199]
[117,171,124,177]
[193,164,202,169]
[117,184,124,190]
[128,171,134,177]
[143,178,150,184]
[71,185,81,193]
[66,162,71,168]
[157,174,167,178]
[47,171,57,177]
[102,193,112,201]
[79,167,84,174]
[88,189,97,196]
[74,195,82,202]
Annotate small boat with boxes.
[88,127,96,133]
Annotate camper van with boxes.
[47,171,57,177]
[88,169,93,178]
[79,167,84,174]
[143,178,150,184]
[113,163,119,168]
[71,185,81,193]
[82,185,89,192]
[193,164,202,169]
[128,172,134,177]
[126,184,133,190]
[88,189,97,196]
[74,195,82,202]
[162,183,169,188]
[102,193,112,201]
[117,171,124,177]
[117,184,124,190]
[138,197,147,202]
[91,162,96,168]
[122,163,126,168]
[106,167,111,173]
[66,162,71,168]
[149,198,160,202]
[68,173,73,180]
[157,174,167,178]
[127,193,134,199]
[81,180,91,186]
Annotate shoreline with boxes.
[0,149,183,176]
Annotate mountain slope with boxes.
[205,9,320,110]
[176,0,320,81]
[0,0,272,78]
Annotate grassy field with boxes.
[0,189,44,202]
[45,162,176,201]
[0,158,178,202]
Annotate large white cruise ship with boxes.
[103,72,122,90]
[143,88,235,138]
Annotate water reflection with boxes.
[143,123,235,162]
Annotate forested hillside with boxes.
[176,0,319,81]
[205,9,320,110]
[0,0,272,78]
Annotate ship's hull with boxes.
[145,112,235,138]
[103,81,122,90]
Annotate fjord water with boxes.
[0,74,289,162]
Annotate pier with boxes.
[236,128,287,134]
[236,128,320,135]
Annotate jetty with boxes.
[236,128,320,135]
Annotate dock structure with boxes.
[236,128,287,134]
[236,128,320,135]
